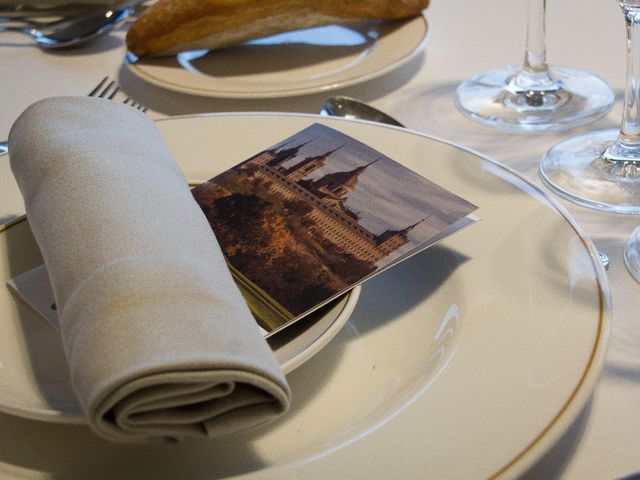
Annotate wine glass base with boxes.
[624,226,640,283]
[540,129,640,214]
[455,65,614,133]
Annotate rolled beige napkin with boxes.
[8,96,290,442]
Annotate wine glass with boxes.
[539,0,640,282]
[456,0,614,133]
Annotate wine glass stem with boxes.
[601,5,640,172]
[524,0,548,74]
[618,6,640,145]
[508,0,561,100]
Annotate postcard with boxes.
[191,123,479,335]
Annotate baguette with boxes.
[126,0,429,57]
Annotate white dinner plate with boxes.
[125,15,428,98]
[0,114,609,480]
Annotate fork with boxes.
[0,76,148,154]
[87,76,148,113]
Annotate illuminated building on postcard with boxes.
[242,142,424,264]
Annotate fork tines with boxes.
[88,76,148,113]
[122,96,148,113]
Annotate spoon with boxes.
[320,96,404,128]
[0,5,132,49]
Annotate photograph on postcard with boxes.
[192,123,478,332]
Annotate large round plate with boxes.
[0,114,609,479]
[125,16,428,98]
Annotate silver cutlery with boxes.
[320,96,404,127]
[87,76,148,113]
[0,0,148,18]
[0,4,132,49]
[0,76,147,155]
[0,3,121,18]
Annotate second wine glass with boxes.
[540,0,640,213]
[539,0,640,283]
[456,0,614,133]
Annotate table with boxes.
[1,0,639,478]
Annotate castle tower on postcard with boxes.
[247,140,311,168]
[375,218,426,256]
[308,158,379,205]
[299,157,417,263]
[283,145,342,182]
[245,141,419,264]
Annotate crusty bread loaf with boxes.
[126,0,429,57]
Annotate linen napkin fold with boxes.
[8,96,291,442]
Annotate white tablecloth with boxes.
[1,0,639,478]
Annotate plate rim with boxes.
[153,111,610,479]
[125,15,429,99]
[0,112,611,478]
